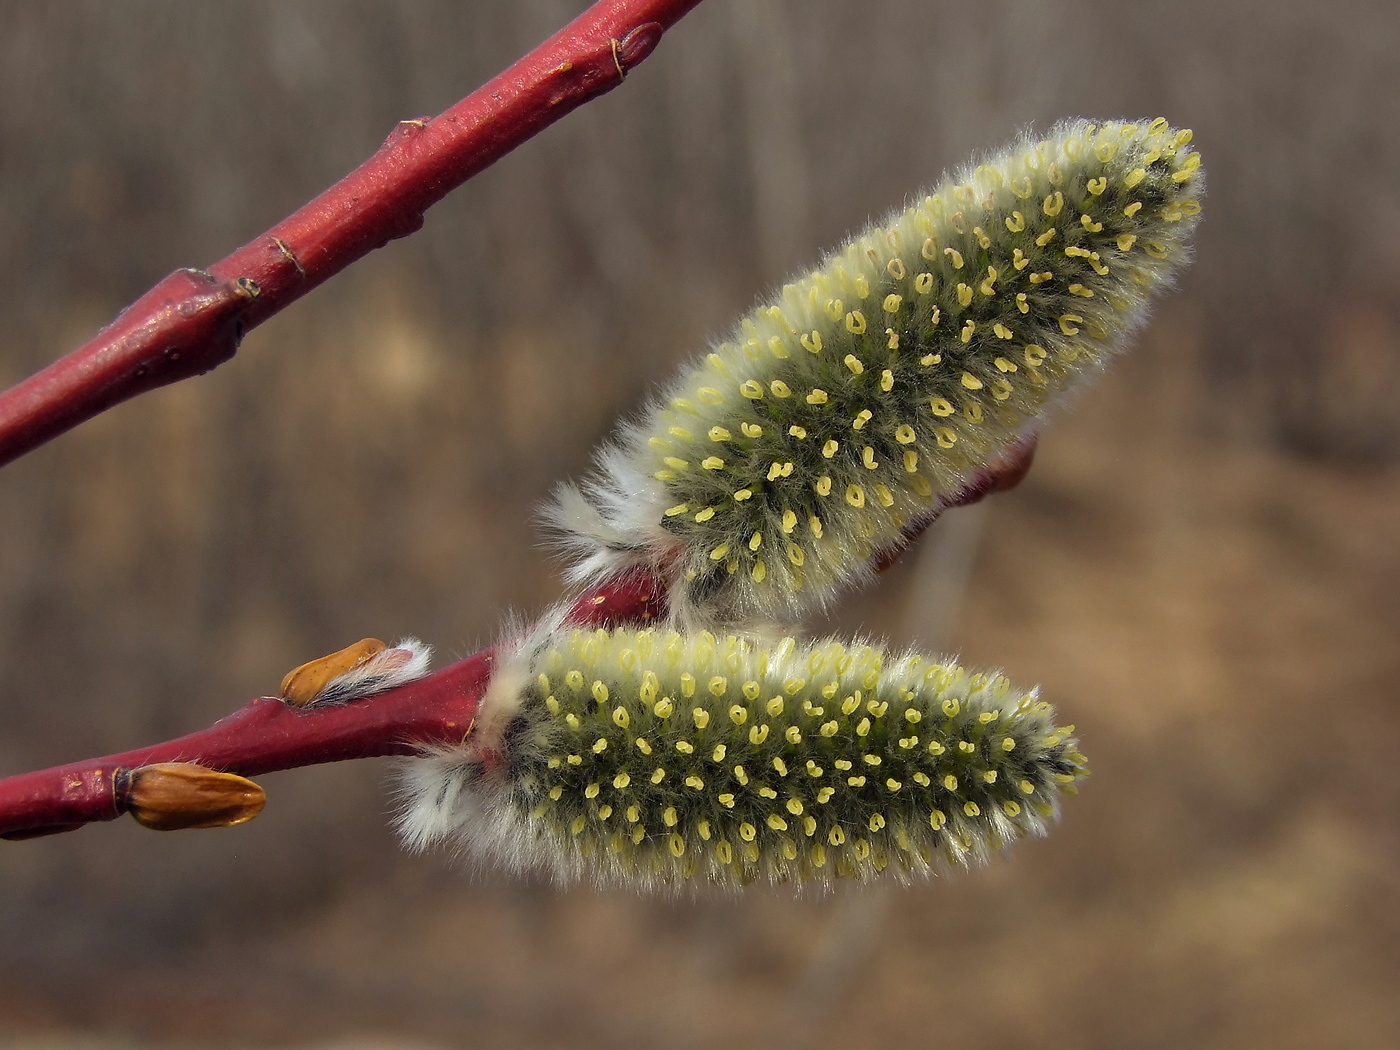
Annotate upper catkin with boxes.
[396,624,1087,892]
[546,118,1203,625]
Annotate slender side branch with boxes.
[0,0,705,467]
[0,569,667,839]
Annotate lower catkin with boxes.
[397,625,1087,891]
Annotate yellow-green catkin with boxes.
[397,627,1087,891]
[547,119,1202,625]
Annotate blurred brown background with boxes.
[2,1,1399,1048]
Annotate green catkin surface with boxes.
[494,628,1086,889]
[560,119,1202,623]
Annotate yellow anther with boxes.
[979,267,999,295]
[591,737,609,754]
[914,271,934,294]
[847,776,867,787]
[1029,271,1053,284]
[960,320,976,343]
[665,503,689,517]
[845,484,866,507]
[800,331,823,354]
[788,426,807,440]
[733,489,753,503]
[767,336,789,358]
[843,354,865,374]
[929,306,941,326]
[809,516,823,537]
[1086,176,1106,196]
[1015,293,1029,314]
[806,389,831,409]
[636,736,655,754]
[934,427,957,448]
[1143,241,1169,258]
[741,422,763,438]
[815,475,833,496]
[942,774,959,791]
[707,426,731,443]
[662,456,689,470]
[769,380,792,398]
[1058,314,1083,335]
[880,368,895,391]
[894,424,917,444]
[1042,191,1064,216]
[684,775,704,790]
[1035,228,1057,247]
[853,274,870,299]
[883,294,902,314]
[773,756,789,777]
[651,767,666,784]
[845,312,867,335]
[990,380,1012,401]
[886,257,906,280]
[1068,283,1094,298]
[963,802,981,817]
[750,560,766,582]
[929,397,953,417]
[1004,211,1025,233]
[548,786,564,800]
[828,825,846,846]
[1173,152,1201,181]
[868,814,886,832]
[739,380,764,399]
[886,328,899,350]
[1002,801,1022,817]
[992,323,1013,341]
[701,456,725,470]
[787,543,805,566]
[1080,213,1103,233]
[1123,201,1143,217]
[902,449,918,472]
[1024,344,1048,365]
[973,226,991,249]
[994,356,1018,373]
[697,387,725,404]
[852,408,873,430]
[861,446,878,470]
[944,247,964,269]
[982,770,998,784]
[956,283,973,307]
[675,740,694,754]
[960,371,984,390]
[709,543,730,561]
[1123,167,1146,189]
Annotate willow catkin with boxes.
[396,624,1087,891]
[546,118,1202,625]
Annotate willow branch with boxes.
[0,0,705,467]
[0,443,1034,841]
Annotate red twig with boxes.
[0,0,705,468]
[0,570,667,839]
[0,445,1036,842]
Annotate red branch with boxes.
[0,0,705,467]
[0,445,1035,842]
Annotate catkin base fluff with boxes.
[546,118,1202,627]
[397,625,1087,892]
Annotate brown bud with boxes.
[279,638,387,707]
[126,763,266,831]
